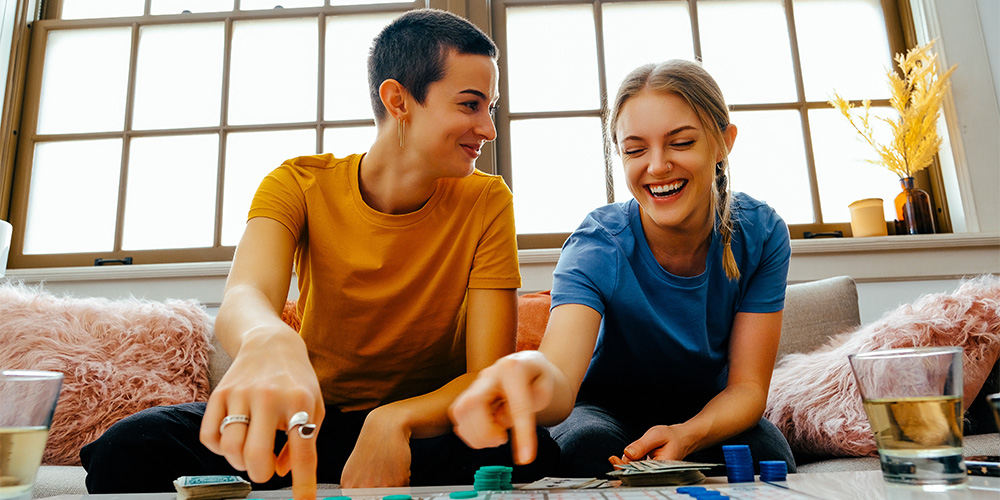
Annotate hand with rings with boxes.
[287,411,317,439]
[198,327,325,500]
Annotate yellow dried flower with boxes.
[829,40,956,179]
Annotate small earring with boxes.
[397,119,405,149]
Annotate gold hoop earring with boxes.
[397,119,405,149]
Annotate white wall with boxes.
[911,0,1000,233]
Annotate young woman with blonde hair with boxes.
[450,59,796,477]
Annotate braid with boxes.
[715,162,740,280]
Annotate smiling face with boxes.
[617,89,729,236]
[405,50,499,179]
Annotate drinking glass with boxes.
[0,370,63,500]
[849,347,966,488]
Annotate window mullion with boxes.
[316,13,325,154]
[782,0,823,224]
[214,16,235,249]
[113,22,141,255]
[592,0,614,204]
[689,0,701,61]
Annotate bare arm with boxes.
[199,217,325,500]
[449,303,602,464]
[340,287,518,487]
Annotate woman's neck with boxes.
[359,138,438,215]
[641,208,715,277]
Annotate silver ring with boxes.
[219,414,250,434]
[287,411,317,439]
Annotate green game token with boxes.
[383,495,411,500]
[323,497,351,500]
[449,491,479,499]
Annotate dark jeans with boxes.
[81,402,559,493]
[548,403,796,478]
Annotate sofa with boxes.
[9,275,998,498]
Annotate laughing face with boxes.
[616,89,733,237]
[405,50,499,179]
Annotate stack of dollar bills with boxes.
[173,475,252,500]
[606,459,722,487]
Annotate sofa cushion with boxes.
[765,274,1000,459]
[0,283,213,465]
[778,276,861,359]
[517,291,551,351]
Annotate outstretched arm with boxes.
[199,217,325,500]
[339,287,518,488]
[449,303,602,464]
[614,310,783,463]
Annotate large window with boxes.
[3,0,946,268]
[6,0,419,268]
[491,0,948,248]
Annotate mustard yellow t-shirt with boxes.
[248,153,521,411]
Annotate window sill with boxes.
[5,233,997,299]
[519,232,1000,288]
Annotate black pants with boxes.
[81,402,559,493]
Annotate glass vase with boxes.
[893,177,936,235]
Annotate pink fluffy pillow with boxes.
[765,275,1000,458]
[0,283,212,465]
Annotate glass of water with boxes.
[849,347,966,489]
[0,370,63,500]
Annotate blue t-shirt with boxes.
[551,192,790,421]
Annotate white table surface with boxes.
[36,471,1000,500]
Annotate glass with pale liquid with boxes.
[849,347,966,489]
[0,370,63,500]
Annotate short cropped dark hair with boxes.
[368,9,497,122]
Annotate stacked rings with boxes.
[287,411,318,439]
[219,414,250,434]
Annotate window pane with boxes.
[325,13,397,121]
[728,110,813,224]
[133,23,225,130]
[61,0,144,19]
[506,5,599,112]
[150,0,234,15]
[511,118,606,234]
[240,0,323,10]
[700,0,797,104]
[37,28,132,135]
[795,0,892,101]
[123,135,219,250]
[25,140,122,254]
[809,107,901,223]
[223,129,317,245]
[229,18,318,125]
[602,2,694,98]
[324,126,376,158]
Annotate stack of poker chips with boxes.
[759,460,788,482]
[721,445,754,483]
[473,465,513,491]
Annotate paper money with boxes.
[519,477,612,489]
[173,475,252,500]
[606,459,722,487]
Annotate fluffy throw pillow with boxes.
[0,283,213,465]
[765,275,1000,458]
